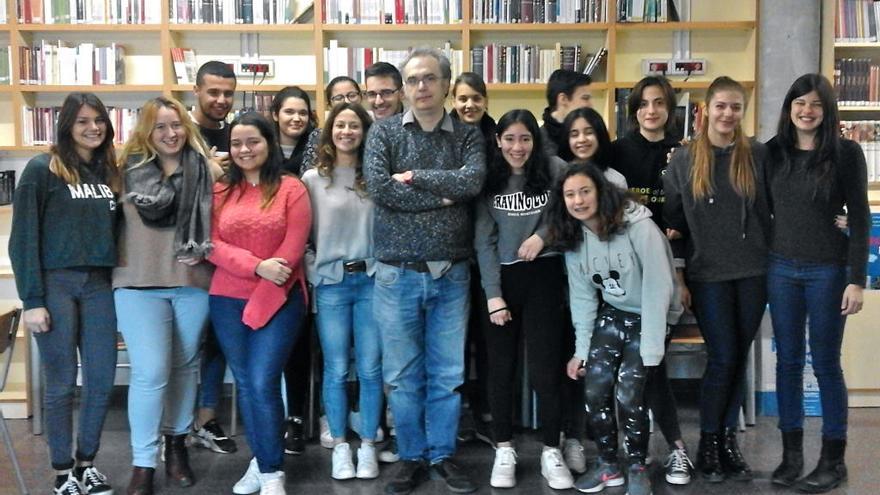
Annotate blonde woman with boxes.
[113,96,220,495]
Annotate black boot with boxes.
[795,437,847,493]
[719,428,753,481]
[697,431,725,483]
[772,429,804,486]
[164,434,195,487]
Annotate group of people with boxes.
[8,46,868,495]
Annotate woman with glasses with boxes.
[302,77,364,172]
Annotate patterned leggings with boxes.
[584,305,650,464]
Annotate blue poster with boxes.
[868,213,880,278]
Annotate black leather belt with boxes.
[343,260,367,273]
[381,260,431,273]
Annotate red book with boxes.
[395,0,404,23]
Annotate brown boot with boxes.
[126,466,154,495]
[164,434,195,487]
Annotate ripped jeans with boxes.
[584,305,649,465]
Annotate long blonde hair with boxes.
[689,76,755,201]
[118,97,210,168]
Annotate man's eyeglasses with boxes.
[364,88,400,100]
[404,74,441,87]
[329,91,362,103]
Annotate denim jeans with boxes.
[210,291,305,473]
[374,261,470,463]
[316,272,382,440]
[115,287,209,468]
[690,275,766,433]
[767,254,848,439]
[35,268,117,470]
[198,324,227,411]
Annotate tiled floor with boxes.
[1,387,877,494]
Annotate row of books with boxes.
[841,120,880,182]
[324,40,462,83]
[833,57,880,105]
[322,0,461,24]
[22,106,139,145]
[616,0,681,23]
[18,42,125,85]
[470,0,605,24]
[16,0,160,24]
[469,43,604,84]
[834,0,880,42]
[169,0,313,24]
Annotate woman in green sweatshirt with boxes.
[9,92,120,495]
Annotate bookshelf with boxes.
[0,0,760,151]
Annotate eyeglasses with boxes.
[329,91,362,104]
[404,74,441,87]
[364,88,399,100]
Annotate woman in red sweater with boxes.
[208,112,312,495]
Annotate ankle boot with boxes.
[794,437,847,493]
[772,429,804,486]
[697,431,725,483]
[164,434,195,487]
[719,428,753,481]
[126,466,154,495]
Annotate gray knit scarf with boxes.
[123,146,213,257]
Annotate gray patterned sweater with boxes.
[364,110,487,262]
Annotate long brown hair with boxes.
[689,76,755,201]
[50,92,120,192]
[315,102,372,194]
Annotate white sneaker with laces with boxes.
[54,472,85,495]
[490,446,517,488]
[233,457,261,494]
[563,438,587,474]
[258,471,286,495]
[541,447,574,490]
[664,447,694,485]
[319,416,333,449]
[356,443,380,479]
[331,443,356,480]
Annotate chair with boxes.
[0,307,28,494]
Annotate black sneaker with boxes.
[54,472,85,495]
[384,460,428,495]
[664,447,694,485]
[77,466,112,494]
[191,418,238,454]
[284,416,305,455]
[430,459,477,493]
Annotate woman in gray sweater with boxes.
[473,109,571,490]
[301,103,381,481]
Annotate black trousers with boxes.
[584,305,650,464]
[484,256,568,447]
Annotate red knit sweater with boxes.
[208,176,312,329]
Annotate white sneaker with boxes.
[319,416,334,449]
[331,443,356,480]
[541,448,574,490]
[233,457,261,494]
[356,443,380,479]
[490,446,517,488]
[257,471,286,495]
[563,438,587,474]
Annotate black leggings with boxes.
[644,339,683,447]
[584,305,650,464]
[485,256,567,447]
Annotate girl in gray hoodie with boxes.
[548,162,681,495]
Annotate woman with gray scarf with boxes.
[112,96,221,495]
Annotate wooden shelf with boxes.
[17,85,165,92]
[835,41,880,48]
[321,23,462,32]
[488,82,609,92]
[170,84,317,92]
[839,105,880,111]
[169,23,314,33]
[469,22,609,31]
[15,23,162,32]
[615,80,756,90]
[868,182,880,190]
[615,21,755,31]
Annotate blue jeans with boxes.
[690,275,766,433]
[316,272,382,441]
[374,261,470,463]
[210,292,305,473]
[36,269,117,470]
[767,254,848,439]
[115,287,209,468]
[198,324,227,411]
